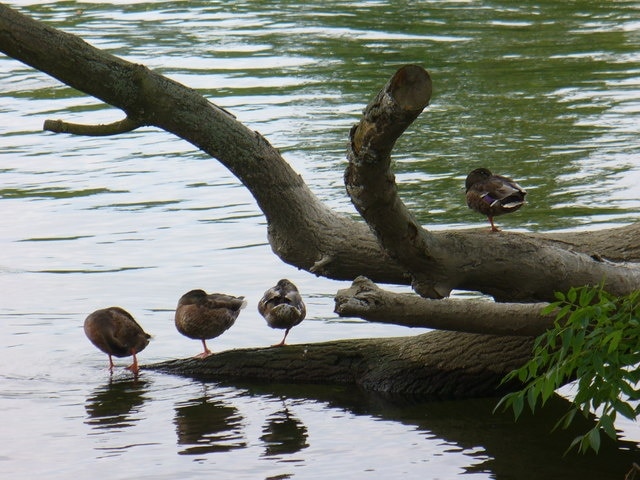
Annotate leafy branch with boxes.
[496,283,640,454]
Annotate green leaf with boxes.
[604,330,623,354]
[599,415,618,441]
[588,428,601,453]
[541,373,557,404]
[579,285,597,307]
[527,385,538,413]
[552,408,577,432]
[613,399,636,420]
[497,284,640,454]
[566,435,584,455]
[512,393,524,420]
[541,303,558,316]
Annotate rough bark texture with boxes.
[1,5,638,302]
[345,66,640,301]
[0,4,406,285]
[335,276,554,336]
[1,5,639,397]
[146,331,535,398]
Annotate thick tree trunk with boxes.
[1,5,639,397]
[146,331,535,398]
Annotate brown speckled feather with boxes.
[465,167,527,232]
[258,279,306,346]
[175,289,246,357]
[84,307,150,373]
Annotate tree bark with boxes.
[335,276,554,336]
[345,65,640,301]
[146,331,535,398]
[1,5,638,303]
[2,5,639,397]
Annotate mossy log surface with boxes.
[146,331,535,399]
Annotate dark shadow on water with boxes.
[229,381,639,480]
[85,377,149,430]
[261,398,309,458]
[174,385,247,456]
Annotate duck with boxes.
[175,289,246,358]
[258,279,306,347]
[84,307,151,375]
[465,167,527,232]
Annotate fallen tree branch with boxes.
[2,5,620,398]
[43,116,141,136]
[1,5,639,303]
[335,276,553,336]
[345,65,447,298]
[345,65,640,301]
[145,331,535,398]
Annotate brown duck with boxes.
[175,289,246,358]
[465,168,527,232]
[84,307,151,375]
[258,279,306,347]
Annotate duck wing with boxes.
[481,175,526,207]
[104,307,150,356]
[204,293,247,312]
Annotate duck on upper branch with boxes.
[465,167,527,232]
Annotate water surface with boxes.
[1,1,639,478]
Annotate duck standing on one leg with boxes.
[84,307,151,375]
[175,289,246,358]
[258,279,306,347]
[465,167,527,232]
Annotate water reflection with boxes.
[2,1,640,478]
[241,383,639,480]
[85,378,149,431]
[174,387,246,455]
[261,398,309,458]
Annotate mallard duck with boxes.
[175,289,246,358]
[84,307,150,374]
[465,167,527,232]
[258,279,306,347]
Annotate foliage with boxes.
[495,283,640,454]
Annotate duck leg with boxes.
[272,329,291,347]
[108,354,115,373]
[126,349,140,375]
[194,339,213,359]
[488,216,500,232]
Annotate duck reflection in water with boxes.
[174,391,246,455]
[85,378,149,431]
[261,399,309,457]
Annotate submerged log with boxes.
[146,331,534,398]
